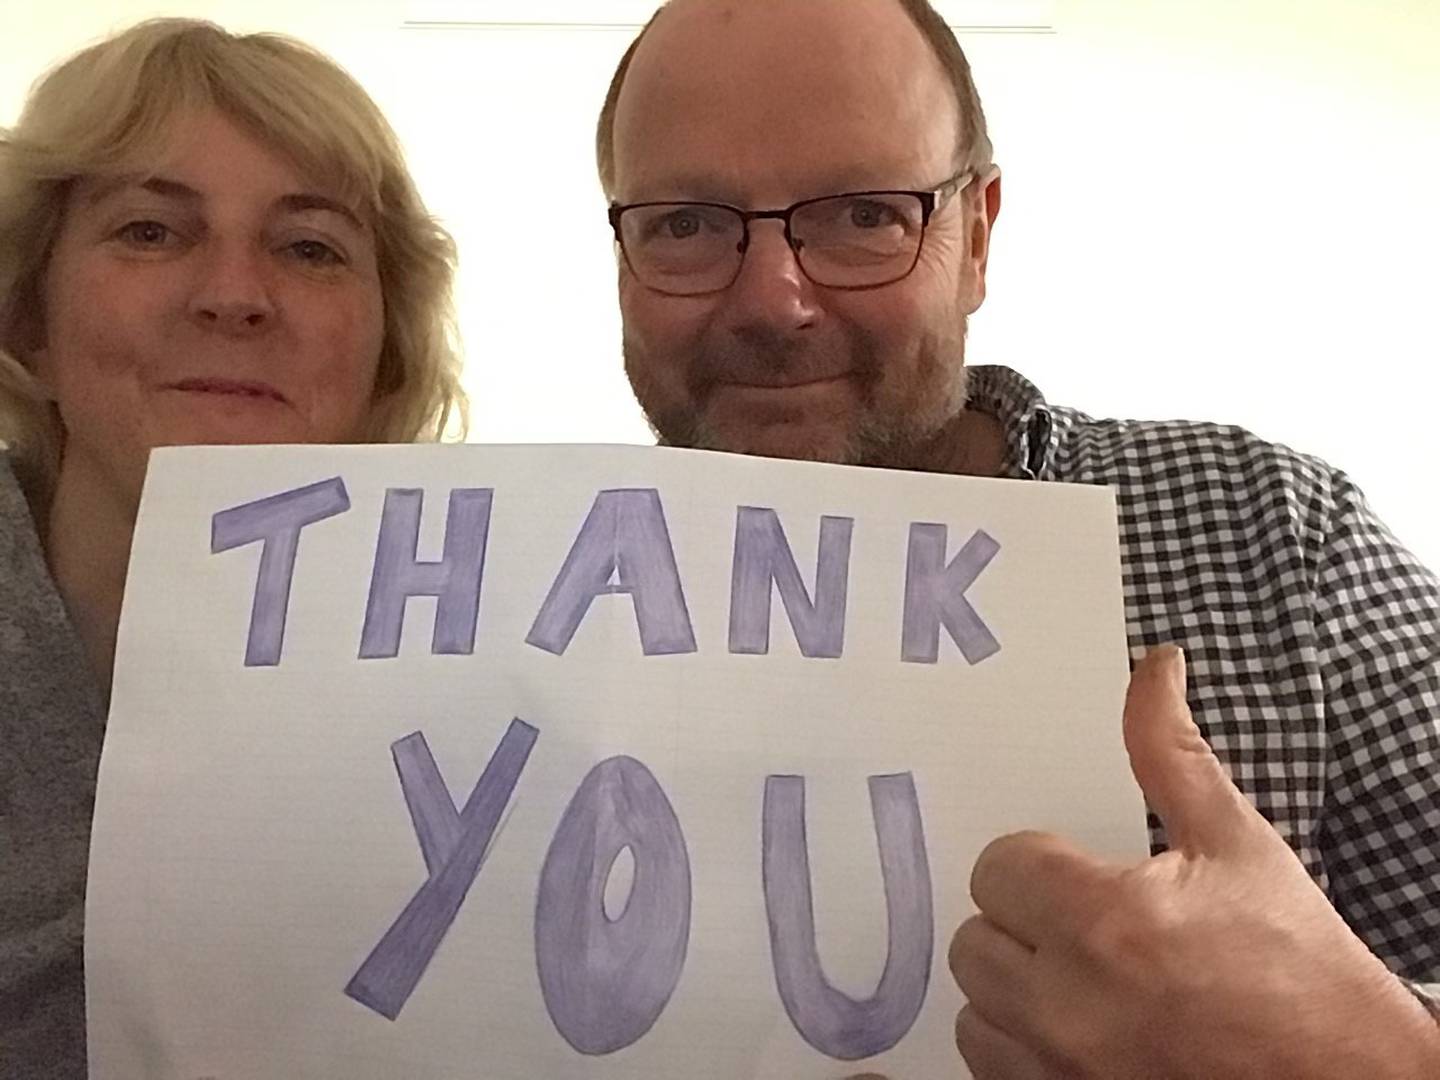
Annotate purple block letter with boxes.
[535,756,692,1055]
[729,507,853,659]
[763,772,933,1061]
[359,488,493,659]
[210,477,350,667]
[526,489,697,656]
[345,718,538,1020]
[901,526,1001,665]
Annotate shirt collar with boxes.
[965,364,1056,481]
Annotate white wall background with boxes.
[3,0,1437,567]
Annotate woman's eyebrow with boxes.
[82,175,202,207]
[79,179,365,232]
[275,193,366,231]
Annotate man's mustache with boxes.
[687,326,881,397]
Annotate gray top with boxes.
[0,452,104,1079]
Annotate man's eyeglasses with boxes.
[608,171,974,296]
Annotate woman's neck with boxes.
[45,454,139,699]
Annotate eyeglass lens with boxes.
[619,192,928,293]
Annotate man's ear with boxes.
[960,165,1002,314]
[973,165,1001,275]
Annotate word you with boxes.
[210,477,1003,668]
[343,717,934,1063]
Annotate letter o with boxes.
[534,756,692,1055]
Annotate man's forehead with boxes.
[645,0,909,43]
[613,0,957,202]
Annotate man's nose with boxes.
[187,241,275,335]
[723,221,822,333]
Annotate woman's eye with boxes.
[287,239,345,265]
[115,220,174,247]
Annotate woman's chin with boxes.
[149,420,308,450]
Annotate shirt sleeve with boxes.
[1310,469,1440,984]
[1410,980,1440,1019]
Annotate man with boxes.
[595,0,1440,1075]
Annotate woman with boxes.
[0,20,466,1076]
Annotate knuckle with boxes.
[972,830,1059,897]
[948,915,993,989]
[953,1003,984,1053]
[950,913,986,957]
[1075,869,1172,961]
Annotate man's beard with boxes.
[624,317,970,469]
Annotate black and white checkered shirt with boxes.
[968,364,1440,1001]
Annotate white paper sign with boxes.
[87,443,1146,1079]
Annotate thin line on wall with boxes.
[402,0,1056,33]
[402,21,1056,33]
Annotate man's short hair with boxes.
[595,0,996,199]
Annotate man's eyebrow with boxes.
[624,174,747,205]
[275,193,366,231]
[624,168,930,206]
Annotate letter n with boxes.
[728,507,852,659]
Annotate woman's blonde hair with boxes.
[0,18,468,507]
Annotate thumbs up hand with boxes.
[948,646,1440,1079]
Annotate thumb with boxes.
[1123,646,1262,855]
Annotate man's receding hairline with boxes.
[598,0,984,198]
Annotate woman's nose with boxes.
[188,243,275,334]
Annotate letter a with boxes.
[526,489,697,656]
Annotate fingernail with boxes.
[1159,644,1187,696]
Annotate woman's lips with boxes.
[167,378,288,403]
